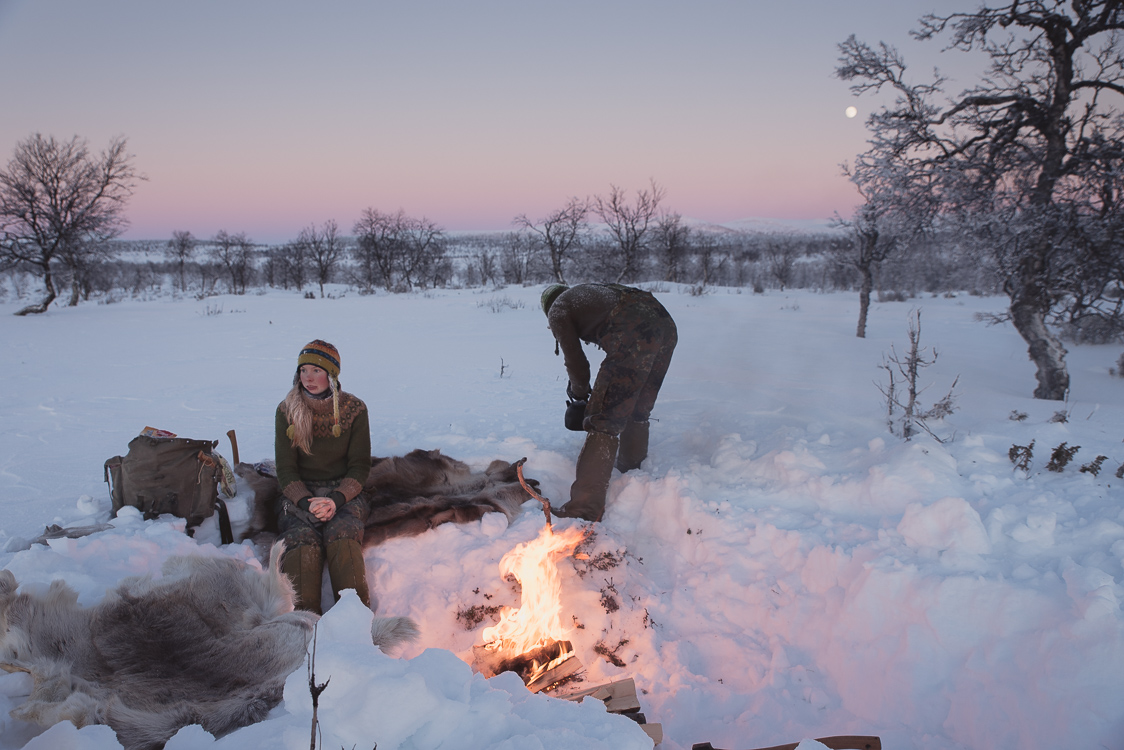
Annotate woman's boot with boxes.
[326,538,371,608]
[281,544,324,615]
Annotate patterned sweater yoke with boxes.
[282,390,367,437]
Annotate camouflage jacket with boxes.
[546,283,642,400]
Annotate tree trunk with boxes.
[551,253,565,284]
[1010,295,1069,400]
[1009,254,1069,400]
[856,262,872,338]
[15,266,57,316]
[68,272,81,307]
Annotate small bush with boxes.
[1080,456,1108,476]
[1009,440,1034,474]
[1046,442,1080,472]
[593,638,630,668]
[455,603,502,630]
[922,392,957,420]
[1112,352,1124,377]
[1050,410,1070,424]
[587,551,623,571]
[477,295,524,313]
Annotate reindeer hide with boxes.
[0,545,315,750]
[238,449,536,548]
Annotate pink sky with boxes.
[0,0,979,243]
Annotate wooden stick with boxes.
[515,457,552,529]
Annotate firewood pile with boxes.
[692,735,882,750]
[473,638,662,744]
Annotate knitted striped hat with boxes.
[297,340,340,378]
[293,339,343,438]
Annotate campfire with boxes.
[472,523,587,691]
[468,462,662,743]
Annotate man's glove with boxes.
[565,396,587,432]
[566,382,589,402]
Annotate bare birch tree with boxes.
[834,156,933,337]
[837,2,1124,399]
[764,237,801,292]
[297,219,345,298]
[352,208,407,292]
[593,180,665,283]
[500,231,542,285]
[652,211,691,284]
[513,197,589,283]
[166,230,196,293]
[210,230,253,295]
[400,215,446,289]
[266,241,310,291]
[0,134,141,315]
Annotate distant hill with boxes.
[684,216,840,235]
[121,216,842,247]
[445,216,841,241]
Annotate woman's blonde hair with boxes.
[283,374,341,454]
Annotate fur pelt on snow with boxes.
[0,543,417,750]
[237,448,536,549]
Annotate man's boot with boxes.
[281,544,324,615]
[556,431,619,522]
[326,538,371,608]
[616,419,650,472]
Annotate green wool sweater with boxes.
[274,389,371,507]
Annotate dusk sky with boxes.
[0,1,981,243]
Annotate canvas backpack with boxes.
[104,434,234,544]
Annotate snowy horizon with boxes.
[110,214,840,247]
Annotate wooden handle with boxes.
[226,429,240,465]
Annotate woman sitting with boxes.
[275,339,372,614]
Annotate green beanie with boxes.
[541,284,569,315]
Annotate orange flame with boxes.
[482,525,586,654]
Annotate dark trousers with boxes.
[585,293,677,436]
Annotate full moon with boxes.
[845,106,858,119]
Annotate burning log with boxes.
[472,639,576,682]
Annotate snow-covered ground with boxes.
[1,284,1122,750]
